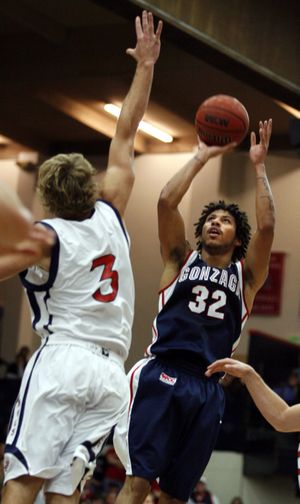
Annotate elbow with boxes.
[273,412,290,433]
[258,205,275,233]
[258,219,275,238]
[158,188,173,210]
[273,422,287,433]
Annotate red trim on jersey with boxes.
[240,259,250,318]
[145,324,158,356]
[297,450,300,457]
[128,363,143,413]
[158,249,194,295]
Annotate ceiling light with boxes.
[275,100,300,119]
[0,135,10,146]
[103,103,173,143]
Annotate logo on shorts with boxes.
[159,372,177,386]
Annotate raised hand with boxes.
[249,119,272,165]
[126,10,163,65]
[194,138,237,164]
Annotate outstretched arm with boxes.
[0,182,36,247]
[205,358,300,433]
[158,141,236,287]
[244,119,275,310]
[100,11,163,216]
[0,183,54,280]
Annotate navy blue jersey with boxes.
[147,250,248,364]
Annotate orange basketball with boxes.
[195,94,249,146]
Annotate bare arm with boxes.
[0,182,54,280]
[205,358,300,432]
[100,11,163,216]
[0,182,35,247]
[244,119,275,310]
[158,141,236,287]
[0,220,54,280]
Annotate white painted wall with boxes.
[0,150,300,503]
[204,451,300,504]
[126,150,300,367]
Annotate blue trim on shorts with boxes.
[10,338,49,446]
[5,444,29,470]
[82,441,96,462]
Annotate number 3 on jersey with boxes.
[91,254,118,303]
[189,285,226,319]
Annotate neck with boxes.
[200,248,234,268]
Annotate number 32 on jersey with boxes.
[189,285,226,320]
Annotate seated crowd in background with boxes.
[79,446,228,504]
[0,347,297,503]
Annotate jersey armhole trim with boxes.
[158,249,195,295]
[19,223,60,291]
[240,259,250,318]
[96,199,129,245]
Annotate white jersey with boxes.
[20,200,134,362]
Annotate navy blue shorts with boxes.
[126,356,225,501]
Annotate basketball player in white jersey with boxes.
[114,119,274,504]
[0,11,163,504]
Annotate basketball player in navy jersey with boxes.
[0,11,162,504]
[114,119,274,504]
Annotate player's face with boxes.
[201,209,241,255]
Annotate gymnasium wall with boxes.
[0,149,299,364]
[125,150,300,369]
[0,150,300,504]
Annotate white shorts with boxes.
[4,339,129,496]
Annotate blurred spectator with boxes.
[103,485,118,504]
[6,345,30,379]
[229,498,244,504]
[273,369,300,405]
[0,442,4,494]
[188,476,221,504]
[101,444,125,493]
[80,445,124,503]
[0,356,8,378]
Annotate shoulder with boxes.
[95,199,122,221]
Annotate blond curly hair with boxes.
[37,153,97,219]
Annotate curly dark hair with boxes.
[194,200,251,261]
